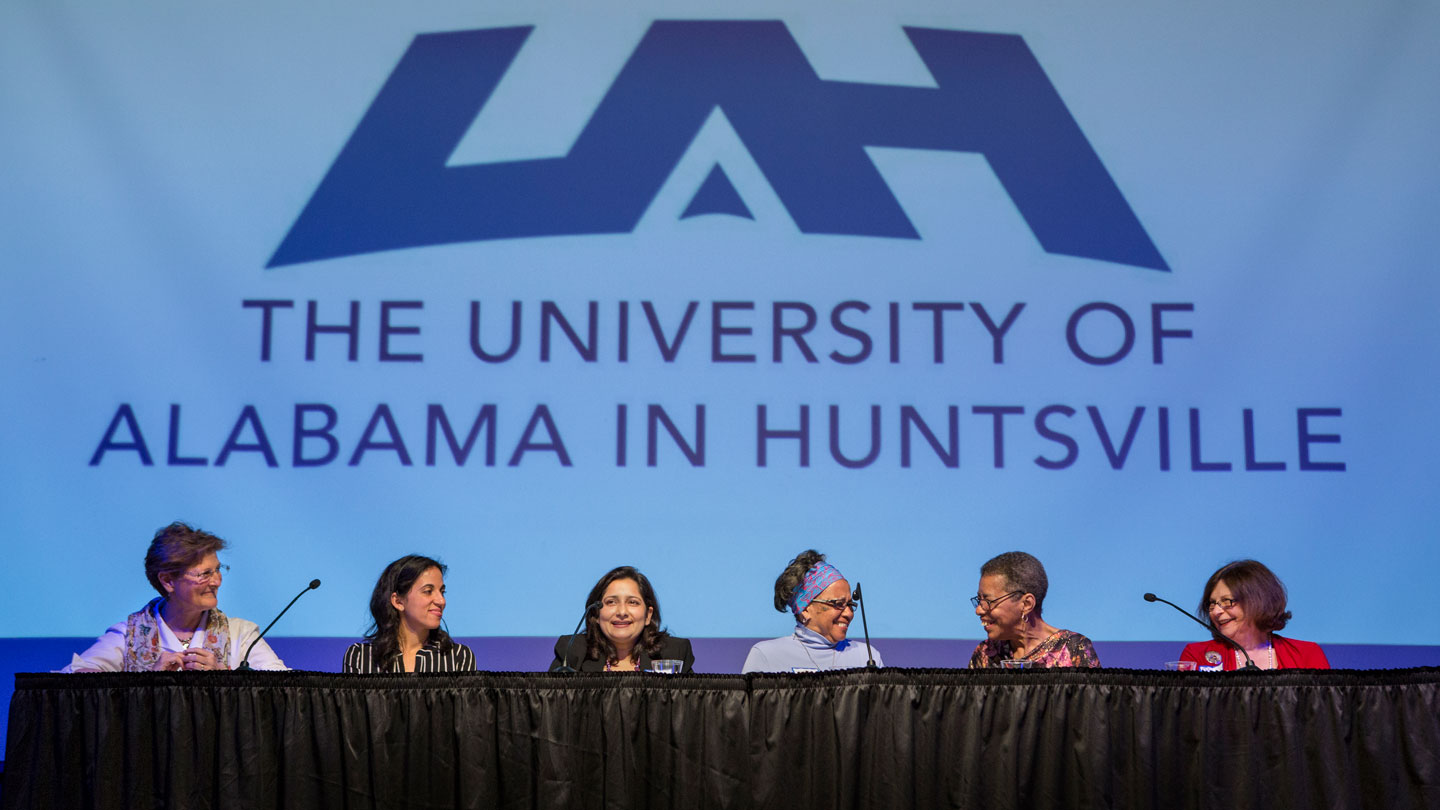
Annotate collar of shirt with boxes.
[793,624,849,653]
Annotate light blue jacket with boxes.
[741,624,883,673]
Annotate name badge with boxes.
[1200,651,1224,672]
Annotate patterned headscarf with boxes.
[789,561,844,618]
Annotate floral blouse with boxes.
[969,629,1101,669]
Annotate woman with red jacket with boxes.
[1180,559,1329,671]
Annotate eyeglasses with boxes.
[1205,596,1239,612]
[970,591,1023,611]
[810,597,859,612]
[182,564,229,583]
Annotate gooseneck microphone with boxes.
[1143,592,1257,670]
[239,579,321,670]
[555,601,601,673]
[852,582,877,669]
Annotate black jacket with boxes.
[548,634,695,673]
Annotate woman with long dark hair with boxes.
[342,554,476,673]
[548,565,694,672]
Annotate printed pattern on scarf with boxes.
[122,597,231,671]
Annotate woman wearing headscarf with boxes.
[548,565,693,672]
[742,549,882,673]
[62,522,286,672]
[969,550,1099,668]
[343,554,476,673]
[1180,559,1329,671]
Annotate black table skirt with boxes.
[5,668,1439,810]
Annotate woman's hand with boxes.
[153,651,185,671]
[181,648,224,671]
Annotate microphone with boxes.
[852,582,877,669]
[555,601,601,673]
[238,579,321,671]
[1143,592,1257,670]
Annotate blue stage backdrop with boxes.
[3,0,1439,748]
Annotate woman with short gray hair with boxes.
[969,551,1098,668]
[63,522,286,672]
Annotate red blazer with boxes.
[1180,634,1329,671]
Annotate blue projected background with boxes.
[2,0,1438,681]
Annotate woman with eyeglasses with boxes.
[969,551,1099,668]
[1179,559,1329,671]
[548,565,694,672]
[62,521,286,672]
[741,549,882,673]
[343,554,476,673]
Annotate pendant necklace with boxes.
[801,635,838,670]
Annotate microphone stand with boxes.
[239,579,321,670]
[555,602,600,673]
[852,582,877,669]
[1143,592,1257,670]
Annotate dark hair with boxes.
[583,566,670,665]
[1199,559,1292,636]
[145,522,228,596]
[773,549,827,613]
[364,554,456,672]
[980,551,1049,615]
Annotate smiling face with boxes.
[1206,580,1250,641]
[391,566,446,637]
[160,552,223,613]
[598,578,653,652]
[800,579,853,644]
[974,573,1028,643]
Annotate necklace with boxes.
[162,600,201,650]
[800,636,838,670]
[605,652,638,671]
[1237,640,1277,669]
[1009,626,1058,662]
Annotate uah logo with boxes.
[270,21,1167,271]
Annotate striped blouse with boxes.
[342,637,477,673]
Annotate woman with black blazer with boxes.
[549,565,694,672]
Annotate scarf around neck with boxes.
[122,596,231,672]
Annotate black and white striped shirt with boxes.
[342,638,477,673]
